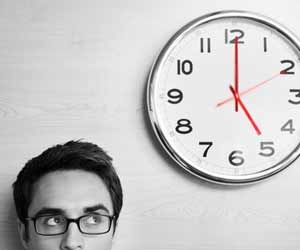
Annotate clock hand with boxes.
[216,70,283,107]
[234,36,239,112]
[229,85,262,135]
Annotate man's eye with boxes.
[85,215,102,225]
[45,216,65,226]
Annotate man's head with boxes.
[12,140,123,250]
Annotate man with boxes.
[12,140,123,250]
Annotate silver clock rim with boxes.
[147,10,300,185]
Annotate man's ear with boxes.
[111,224,118,246]
[17,219,29,250]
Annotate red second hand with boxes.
[216,70,282,107]
[229,85,261,135]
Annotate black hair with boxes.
[12,140,123,231]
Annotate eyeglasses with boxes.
[26,214,115,236]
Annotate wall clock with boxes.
[147,10,300,184]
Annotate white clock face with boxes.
[147,11,300,184]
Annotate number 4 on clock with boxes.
[281,119,295,134]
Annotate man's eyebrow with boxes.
[31,204,111,218]
[83,204,110,214]
[33,207,65,218]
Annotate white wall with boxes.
[1,1,300,249]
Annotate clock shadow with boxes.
[141,69,266,191]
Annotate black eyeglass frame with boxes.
[25,214,116,236]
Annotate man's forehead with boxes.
[28,170,114,217]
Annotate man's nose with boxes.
[60,222,84,250]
